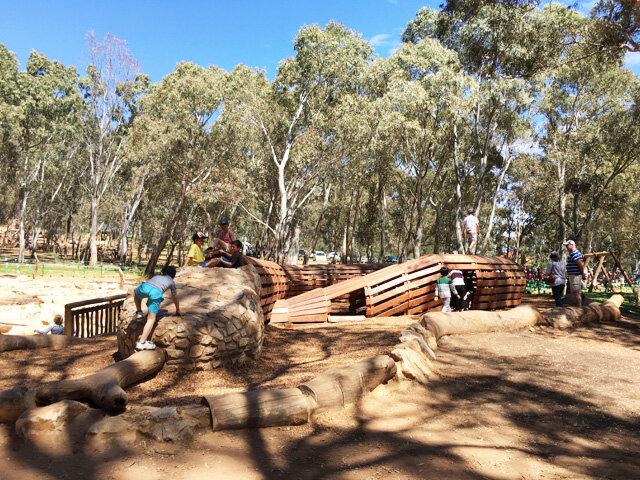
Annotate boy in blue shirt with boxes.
[134,265,181,350]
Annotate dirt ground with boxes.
[1,295,639,479]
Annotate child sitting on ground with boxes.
[435,266,460,313]
[134,265,181,350]
[36,314,64,335]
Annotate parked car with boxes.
[384,255,399,263]
[314,251,327,262]
[328,251,340,262]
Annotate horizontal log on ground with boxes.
[327,315,366,323]
[299,355,396,410]
[0,387,36,424]
[35,349,165,411]
[203,387,316,431]
[542,295,624,329]
[0,334,87,352]
[0,295,42,306]
[421,305,543,341]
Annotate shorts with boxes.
[568,275,582,293]
[135,283,165,314]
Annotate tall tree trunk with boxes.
[307,184,331,265]
[379,189,387,261]
[452,125,465,253]
[145,193,187,277]
[18,187,28,264]
[89,194,99,266]
[285,224,301,265]
[480,155,513,254]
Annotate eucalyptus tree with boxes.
[78,33,148,265]
[537,45,640,248]
[228,22,373,263]
[382,38,471,257]
[133,62,229,276]
[402,2,576,253]
[0,46,79,262]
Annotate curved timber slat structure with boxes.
[267,255,526,324]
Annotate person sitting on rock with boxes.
[134,265,182,350]
[185,232,207,266]
[36,314,64,335]
[204,240,244,269]
[210,219,235,252]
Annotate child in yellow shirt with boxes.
[185,232,207,266]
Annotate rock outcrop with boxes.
[117,265,264,372]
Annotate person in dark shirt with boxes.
[204,240,244,268]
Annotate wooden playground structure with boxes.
[583,251,635,290]
[246,254,526,324]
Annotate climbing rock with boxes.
[118,265,264,372]
[16,400,105,448]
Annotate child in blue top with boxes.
[435,266,460,313]
[134,265,181,350]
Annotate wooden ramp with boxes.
[243,259,387,321]
[269,254,526,324]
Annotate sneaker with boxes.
[136,341,156,350]
[134,311,144,320]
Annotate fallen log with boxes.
[0,295,42,306]
[542,294,624,329]
[298,355,397,410]
[35,349,165,411]
[202,355,397,431]
[0,334,87,352]
[203,388,316,432]
[421,305,543,342]
[0,387,36,424]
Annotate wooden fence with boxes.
[64,294,128,338]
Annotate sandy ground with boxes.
[1,296,639,479]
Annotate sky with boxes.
[1,0,638,81]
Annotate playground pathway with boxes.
[1,296,639,479]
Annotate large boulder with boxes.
[118,265,264,372]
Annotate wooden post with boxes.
[32,252,39,280]
[593,255,605,287]
[610,251,636,295]
[64,304,73,336]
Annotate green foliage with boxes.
[1,4,639,273]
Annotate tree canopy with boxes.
[1,4,639,274]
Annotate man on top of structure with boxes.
[462,208,480,255]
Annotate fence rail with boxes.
[64,294,128,338]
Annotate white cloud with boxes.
[369,33,401,57]
[369,33,393,47]
[625,51,640,66]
